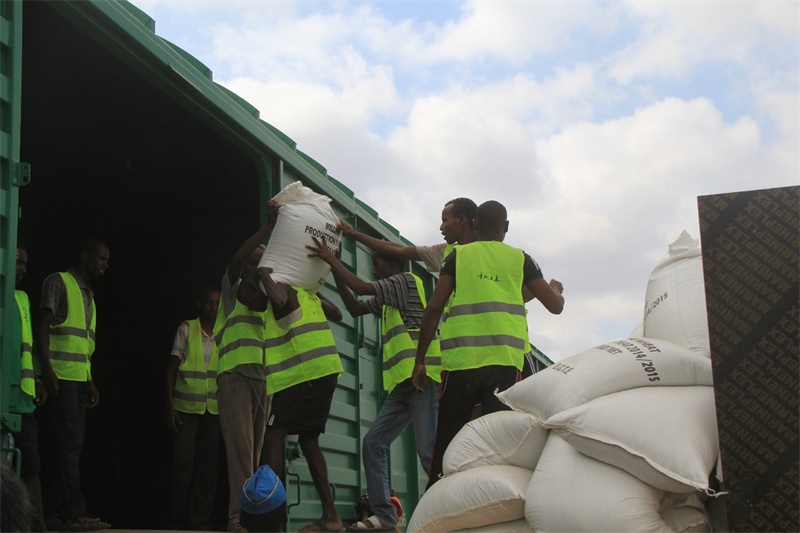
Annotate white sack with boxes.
[407,465,532,533]
[443,411,548,475]
[259,182,342,293]
[496,337,712,420]
[526,433,674,532]
[452,519,531,533]
[642,231,710,356]
[661,493,711,532]
[546,386,719,493]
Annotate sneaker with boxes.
[227,520,248,532]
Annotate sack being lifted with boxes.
[259,182,342,293]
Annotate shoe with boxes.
[64,514,110,532]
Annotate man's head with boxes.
[474,200,509,241]
[440,198,478,245]
[79,238,110,281]
[196,285,221,323]
[237,271,268,312]
[371,252,405,280]
[15,245,28,287]
[245,244,267,275]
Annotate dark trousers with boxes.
[169,411,221,529]
[426,365,518,489]
[38,380,88,521]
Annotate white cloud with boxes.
[608,1,798,84]
[129,0,799,361]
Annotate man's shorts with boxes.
[268,373,338,437]
[12,413,41,476]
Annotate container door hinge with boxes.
[13,161,31,187]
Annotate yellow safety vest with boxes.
[214,286,266,375]
[440,242,528,371]
[46,272,95,382]
[381,273,441,391]
[173,319,219,415]
[264,288,342,395]
[14,290,35,397]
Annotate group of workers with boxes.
[6,196,564,533]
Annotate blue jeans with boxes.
[363,378,438,527]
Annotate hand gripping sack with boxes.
[240,465,287,515]
[259,182,342,292]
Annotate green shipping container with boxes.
[0,1,451,529]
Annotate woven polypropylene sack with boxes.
[495,337,712,420]
[642,230,710,357]
[407,465,532,533]
[546,386,719,494]
[526,433,673,532]
[259,183,341,293]
[443,411,548,475]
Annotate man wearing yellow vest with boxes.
[308,239,441,533]
[215,207,277,533]
[257,216,344,533]
[166,285,222,531]
[36,238,111,531]
[412,201,565,488]
[9,245,48,531]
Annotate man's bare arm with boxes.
[339,220,422,261]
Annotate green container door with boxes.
[0,0,29,440]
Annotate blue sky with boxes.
[131,0,798,361]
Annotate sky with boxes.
[130,0,798,362]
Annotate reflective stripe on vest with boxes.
[14,291,35,397]
[380,273,441,391]
[173,319,219,415]
[214,289,266,375]
[47,272,95,381]
[264,288,342,395]
[440,242,528,371]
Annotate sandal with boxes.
[345,515,398,532]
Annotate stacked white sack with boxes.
[442,411,548,475]
[643,230,710,357]
[543,386,719,494]
[258,181,342,293]
[407,465,533,533]
[408,412,547,533]
[495,337,713,420]
[526,434,710,532]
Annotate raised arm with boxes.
[339,220,422,261]
[307,236,374,296]
[225,201,279,285]
[527,277,564,314]
[307,236,372,317]
[257,267,290,310]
